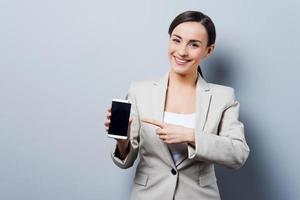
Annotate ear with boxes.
[204,44,215,58]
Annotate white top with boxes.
[163,111,196,164]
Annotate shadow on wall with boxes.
[215,117,266,200]
[203,48,267,200]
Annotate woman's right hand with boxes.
[104,107,132,159]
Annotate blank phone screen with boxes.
[108,101,131,137]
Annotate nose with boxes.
[177,44,188,57]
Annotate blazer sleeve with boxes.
[187,89,250,169]
[111,82,140,169]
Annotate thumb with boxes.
[129,117,133,125]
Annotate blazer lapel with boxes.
[176,73,211,169]
[152,71,212,169]
[194,74,212,132]
[153,71,176,168]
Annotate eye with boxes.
[172,38,180,44]
[189,43,199,48]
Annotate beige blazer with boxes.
[111,71,250,200]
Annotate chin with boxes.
[171,65,191,75]
[169,57,196,74]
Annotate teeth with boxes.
[175,57,188,64]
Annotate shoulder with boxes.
[208,83,235,95]
[128,76,158,93]
[208,83,236,103]
[130,77,161,89]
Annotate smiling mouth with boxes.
[174,56,191,65]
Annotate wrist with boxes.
[117,139,129,148]
[187,129,195,144]
[116,139,130,160]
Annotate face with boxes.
[168,22,214,76]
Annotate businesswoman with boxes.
[104,10,250,200]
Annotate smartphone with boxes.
[108,99,131,139]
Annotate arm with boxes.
[111,83,140,169]
[187,90,250,169]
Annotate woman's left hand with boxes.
[142,118,195,145]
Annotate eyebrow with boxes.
[172,34,203,44]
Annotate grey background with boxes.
[1,0,299,199]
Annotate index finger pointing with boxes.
[141,118,166,129]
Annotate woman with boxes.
[104,10,250,200]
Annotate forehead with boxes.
[172,22,208,41]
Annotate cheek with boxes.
[168,45,176,61]
[168,43,176,54]
[190,50,205,61]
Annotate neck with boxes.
[168,70,198,89]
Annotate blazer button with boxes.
[171,168,177,175]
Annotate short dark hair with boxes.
[168,11,216,78]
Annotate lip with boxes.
[173,56,190,66]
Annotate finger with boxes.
[104,119,111,127]
[159,134,168,141]
[156,128,166,135]
[160,136,172,144]
[107,107,111,112]
[142,118,166,128]
[164,139,172,144]
[106,111,111,119]
[129,117,133,124]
